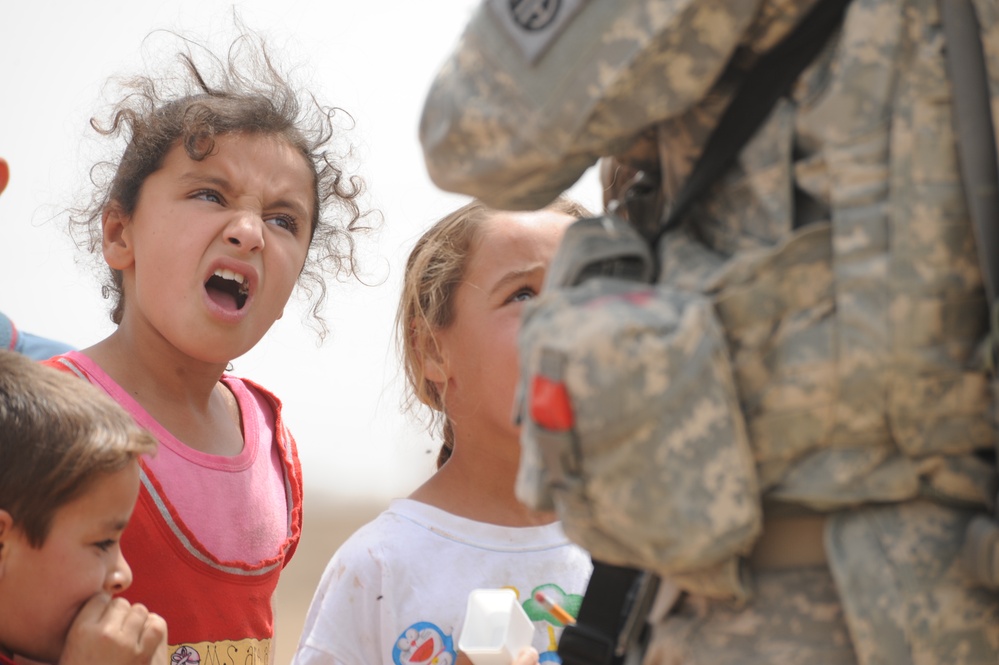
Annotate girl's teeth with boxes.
[214,268,245,284]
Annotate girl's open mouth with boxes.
[205,268,250,311]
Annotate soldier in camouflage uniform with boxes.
[419,0,999,663]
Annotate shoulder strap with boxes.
[557,561,658,665]
[940,0,999,590]
[650,0,854,249]
[940,0,999,367]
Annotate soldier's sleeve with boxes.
[419,0,763,210]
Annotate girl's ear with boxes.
[102,202,134,270]
[413,320,449,386]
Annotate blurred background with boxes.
[1,1,601,659]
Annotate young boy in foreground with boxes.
[0,349,166,664]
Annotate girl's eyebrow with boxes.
[488,264,544,296]
[179,172,228,188]
[179,172,310,219]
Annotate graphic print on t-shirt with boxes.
[391,584,583,665]
[168,638,269,665]
[522,584,584,661]
[393,621,455,665]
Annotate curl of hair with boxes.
[396,196,592,469]
[69,28,372,337]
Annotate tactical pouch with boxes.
[516,276,763,596]
[827,501,999,664]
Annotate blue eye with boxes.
[508,288,536,303]
[194,189,223,204]
[266,215,299,233]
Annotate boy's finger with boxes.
[117,602,166,659]
[71,592,113,625]
[138,612,168,656]
[98,596,136,630]
[119,601,150,635]
[65,596,167,665]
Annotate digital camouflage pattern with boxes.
[825,501,999,664]
[422,0,999,662]
[421,0,823,210]
[517,278,762,597]
[644,565,857,664]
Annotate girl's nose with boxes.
[105,548,133,595]
[225,211,265,252]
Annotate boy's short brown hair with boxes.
[0,350,157,547]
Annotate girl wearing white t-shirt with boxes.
[294,199,594,665]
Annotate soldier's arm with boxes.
[419,0,760,211]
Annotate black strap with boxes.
[558,561,657,665]
[651,0,854,249]
[940,0,999,368]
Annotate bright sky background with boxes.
[0,1,601,504]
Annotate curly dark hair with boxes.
[71,28,371,336]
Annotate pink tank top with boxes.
[53,351,287,564]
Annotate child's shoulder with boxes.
[223,373,281,404]
[329,501,426,560]
[39,350,84,374]
[221,374,288,430]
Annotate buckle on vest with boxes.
[558,622,616,665]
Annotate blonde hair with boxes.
[396,197,591,468]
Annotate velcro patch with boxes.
[486,0,587,65]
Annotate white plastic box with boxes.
[458,588,536,665]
